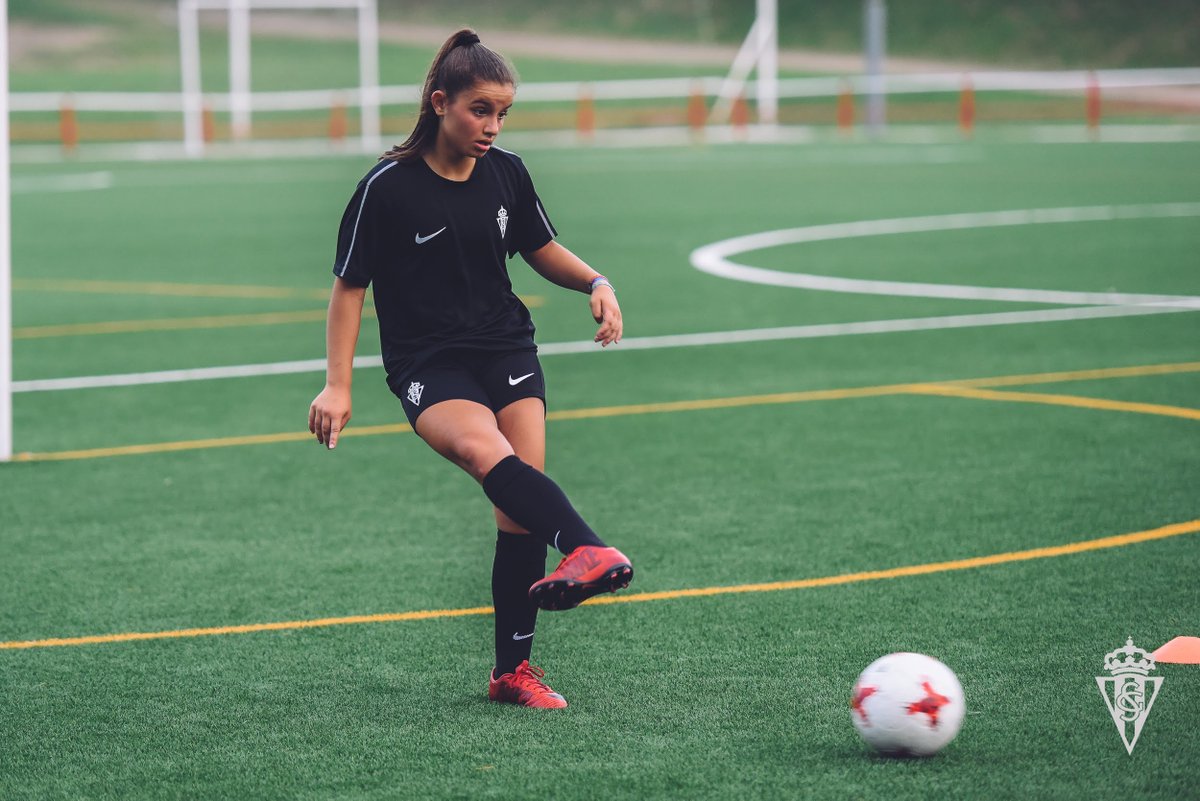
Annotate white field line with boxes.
[11,171,114,194]
[10,168,350,192]
[11,304,1191,393]
[13,355,376,393]
[690,203,1200,307]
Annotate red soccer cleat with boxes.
[528,545,633,611]
[488,661,568,709]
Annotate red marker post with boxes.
[836,82,855,135]
[687,82,707,141]
[576,87,595,142]
[731,93,750,139]
[329,96,348,142]
[59,97,79,154]
[1086,71,1101,137]
[959,76,975,138]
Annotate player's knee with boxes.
[447,434,510,481]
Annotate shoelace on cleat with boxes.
[511,663,556,696]
[553,548,601,579]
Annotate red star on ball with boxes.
[851,684,878,724]
[906,681,951,728]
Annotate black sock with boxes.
[481,455,607,555]
[492,530,548,677]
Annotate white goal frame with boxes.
[711,0,779,125]
[1,0,11,461]
[178,0,381,156]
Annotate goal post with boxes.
[229,0,251,140]
[710,0,778,125]
[713,0,888,129]
[178,0,381,156]
[864,0,888,133]
[1,0,11,462]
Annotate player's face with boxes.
[434,81,515,160]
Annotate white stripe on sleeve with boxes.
[535,199,555,238]
[337,160,398,277]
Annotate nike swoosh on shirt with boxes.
[414,227,446,244]
[512,632,534,641]
[508,373,535,386]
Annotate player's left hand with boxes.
[590,285,622,346]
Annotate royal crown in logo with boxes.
[1096,637,1163,755]
[497,205,508,238]
[1104,637,1156,676]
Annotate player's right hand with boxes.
[309,385,352,449]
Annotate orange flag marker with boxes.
[1152,636,1200,664]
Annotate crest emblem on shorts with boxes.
[406,381,424,406]
[497,205,508,238]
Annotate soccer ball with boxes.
[850,652,965,757]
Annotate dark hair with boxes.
[382,29,518,162]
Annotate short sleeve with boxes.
[332,166,395,287]
[508,168,557,258]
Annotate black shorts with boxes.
[390,348,546,427]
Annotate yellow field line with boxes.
[14,279,545,307]
[8,384,938,463]
[950,361,1200,388]
[12,422,413,462]
[908,384,1200,421]
[13,294,541,339]
[545,383,916,421]
[3,518,1195,651]
[0,607,495,650]
[14,278,332,301]
[587,518,1200,606]
[12,360,1200,462]
[14,309,361,339]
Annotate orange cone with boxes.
[1152,636,1200,664]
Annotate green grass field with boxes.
[2,138,1198,799]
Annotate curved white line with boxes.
[690,203,1200,308]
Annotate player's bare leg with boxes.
[413,399,514,481]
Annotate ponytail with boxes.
[382,29,518,162]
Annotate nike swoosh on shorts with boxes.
[508,373,535,386]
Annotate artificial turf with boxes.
[2,139,1198,799]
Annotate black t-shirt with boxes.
[332,147,557,387]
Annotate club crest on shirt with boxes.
[407,381,424,406]
[496,206,508,238]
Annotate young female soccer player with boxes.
[308,29,633,709]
